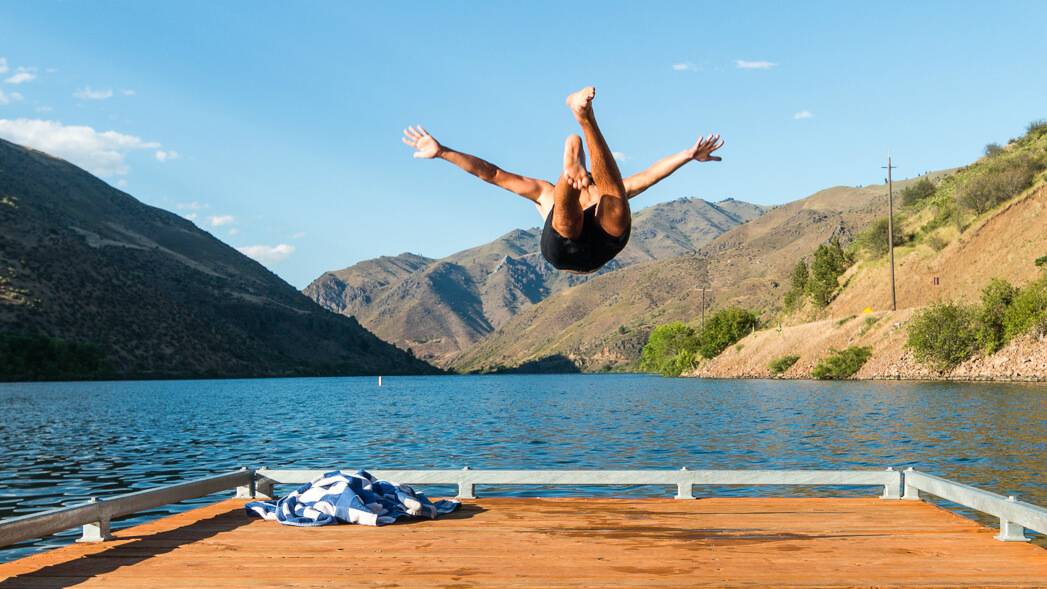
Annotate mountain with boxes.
[450,179,942,373]
[304,197,766,365]
[0,138,435,379]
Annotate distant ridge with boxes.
[0,138,435,380]
[304,197,766,365]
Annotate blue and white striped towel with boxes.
[244,469,460,527]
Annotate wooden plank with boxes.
[2,497,1046,588]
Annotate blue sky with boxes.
[2,1,1046,287]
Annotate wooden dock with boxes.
[2,497,1047,588]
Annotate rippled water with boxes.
[2,374,1046,562]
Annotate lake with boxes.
[2,374,1045,562]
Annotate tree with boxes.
[783,260,809,311]
[906,302,979,371]
[696,308,758,359]
[901,177,936,206]
[807,239,850,307]
[976,278,1016,354]
[639,322,700,376]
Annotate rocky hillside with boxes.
[450,178,942,373]
[692,123,1047,381]
[0,138,435,380]
[305,197,765,365]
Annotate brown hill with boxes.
[304,197,764,364]
[0,138,435,379]
[449,178,941,373]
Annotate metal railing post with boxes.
[996,497,1030,542]
[880,467,902,499]
[902,467,921,500]
[76,498,112,543]
[457,466,475,499]
[675,467,694,500]
[234,467,255,498]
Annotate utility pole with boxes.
[701,287,706,331]
[882,155,898,311]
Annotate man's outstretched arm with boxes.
[402,126,552,202]
[623,134,724,199]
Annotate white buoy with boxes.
[378,375,383,387]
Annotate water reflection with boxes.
[1,375,1045,561]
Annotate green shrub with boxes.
[639,322,700,376]
[835,315,856,326]
[984,143,1004,158]
[1026,119,1047,140]
[906,302,979,370]
[807,239,850,307]
[697,308,759,359]
[976,278,1017,354]
[856,216,907,258]
[859,315,880,335]
[956,155,1043,214]
[769,354,799,375]
[901,177,936,206]
[925,234,948,252]
[1002,281,1047,342]
[811,346,872,380]
[1035,255,1047,268]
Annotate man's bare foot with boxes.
[562,135,590,190]
[566,86,596,122]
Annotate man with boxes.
[402,86,724,273]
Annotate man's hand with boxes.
[402,126,443,159]
[688,133,725,162]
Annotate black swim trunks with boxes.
[540,205,630,273]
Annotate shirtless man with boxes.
[402,86,724,273]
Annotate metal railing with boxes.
[257,467,903,501]
[0,466,1043,551]
[0,469,253,549]
[903,468,1047,542]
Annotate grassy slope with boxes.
[695,129,1047,379]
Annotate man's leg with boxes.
[551,134,589,239]
[566,86,630,237]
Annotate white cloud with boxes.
[291,231,307,239]
[74,87,113,100]
[237,244,294,264]
[115,178,128,189]
[183,212,198,221]
[5,68,36,84]
[176,201,208,211]
[612,151,628,162]
[793,110,814,120]
[0,118,161,176]
[0,58,8,74]
[121,89,135,96]
[154,149,179,162]
[34,105,52,113]
[208,214,235,227]
[671,62,698,72]
[0,90,23,105]
[228,227,240,236]
[735,59,777,70]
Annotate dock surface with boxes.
[2,497,1047,588]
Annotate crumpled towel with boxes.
[244,469,459,527]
